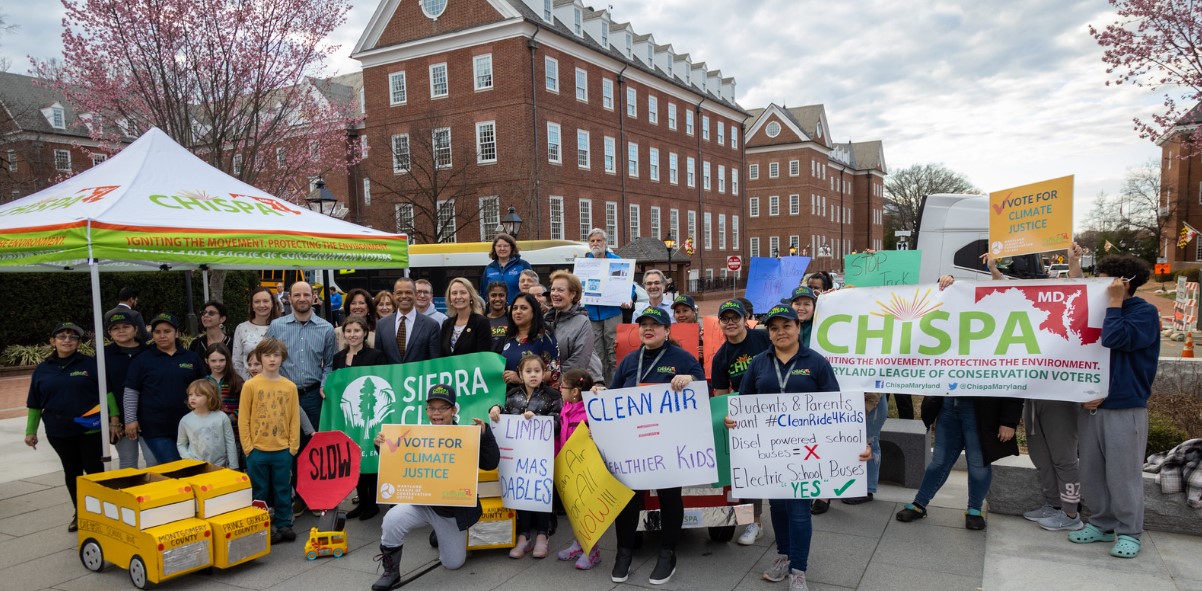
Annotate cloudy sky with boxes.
[1,0,1165,227]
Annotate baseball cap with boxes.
[104,309,136,331]
[51,322,85,338]
[671,295,697,311]
[780,286,818,305]
[426,383,457,406]
[635,306,672,326]
[717,299,747,318]
[148,313,180,330]
[764,304,799,324]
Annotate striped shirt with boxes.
[264,313,336,390]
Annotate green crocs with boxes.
[1110,535,1142,558]
[1068,523,1116,544]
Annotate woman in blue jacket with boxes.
[481,233,531,305]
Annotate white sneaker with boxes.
[762,554,790,582]
[737,522,763,545]
[1022,504,1056,522]
[789,568,809,591]
[1037,510,1084,531]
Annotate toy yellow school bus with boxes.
[147,460,271,568]
[305,527,348,559]
[76,468,213,589]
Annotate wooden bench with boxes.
[879,418,931,488]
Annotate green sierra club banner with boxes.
[320,352,508,473]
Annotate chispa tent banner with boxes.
[0,127,407,271]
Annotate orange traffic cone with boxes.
[1183,333,1195,358]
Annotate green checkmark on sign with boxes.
[834,479,856,496]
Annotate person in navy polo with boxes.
[123,313,205,466]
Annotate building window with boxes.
[480,196,499,241]
[437,199,456,242]
[628,142,639,177]
[750,237,760,257]
[790,235,800,255]
[669,153,678,184]
[686,156,696,187]
[606,201,619,244]
[688,210,697,244]
[575,68,588,102]
[573,7,583,35]
[649,147,660,181]
[789,194,800,215]
[717,122,724,145]
[750,197,760,217]
[703,161,711,190]
[601,23,609,47]
[577,130,590,169]
[389,71,407,105]
[789,160,800,176]
[749,163,759,180]
[626,87,637,117]
[629,204,641,239]
[363,177,372,205]
[648,95,658,125]
[602,78,614,110]
[51,107,65,129]
[811,194,816,214]
[429,63,448,98]
[625,32,633,57]
[650,206,661,238]
[718,165,725,193]
[6,150,17,172]
[704,212,713,249]
[604,136,616,173]
[474,55,493,90]
[686,109,694,135]
[766,121,781,138]
[232,153,243,174]
[732,169,739,195]
[718,214,726,250]
[769,195,780,216]
[579,199,592,240]
[770,236,780,256]
[545,56,559,92]
[395,203,414,234]
[276,147,286,168]
[433,128,452,168]
[547,122,562,164]
[542,0,552,20]
[732,215,739,250]
[702,115,710,140]
[54,149,71,172]
[550,196,564,240]
[476,121,497,164]
[731,132,738,150]
[768,162,779,178]
[90,153,106,167]
[360,135,369,159]
[667,103,677,130]
[670,208,679,241]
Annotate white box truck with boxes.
[915,194,1049,283]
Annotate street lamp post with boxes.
[498,206,523,239]
[305,179,339,322]
[664,235,676,293]
[789,242,798,257]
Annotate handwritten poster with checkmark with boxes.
[726,392,866,500]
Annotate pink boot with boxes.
[509,535,532,559]
[575,545,601,570]
[557,539,583,561]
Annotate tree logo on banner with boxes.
[339,376,397,450]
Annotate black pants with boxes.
[516,509,553,536]
[616,487,682,551]
[47,432,104,507]
[891,394,915,420]
[355,472,378,512]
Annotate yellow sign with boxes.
[553,424,634,554]
[988,175,1074,257]
[376,424,480,507]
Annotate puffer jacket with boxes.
[545,304,603,381]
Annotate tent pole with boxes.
[89,260,114,468]
[203,269,210,302]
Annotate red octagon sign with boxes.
[297,431,362,511]
[727,255,742,272]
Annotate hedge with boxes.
[0,270,261,346]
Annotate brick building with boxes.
[1159,104,1202,264]
[0,72,122,203]
[351,0,747,283]
[743,103,886,273]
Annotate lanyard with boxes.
[773,355,797,393]
[636,346,668,384]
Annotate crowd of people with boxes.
[22,231,1161,591]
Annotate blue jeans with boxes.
[142,437,181,466]
[248,449,293,528]
[914,398,992,511]
[866,396,889,494]
[769,499,812,572]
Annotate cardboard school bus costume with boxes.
[468,469,516,550]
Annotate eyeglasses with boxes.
[54,333,81,341]
[201,310,221,316]
[718,316,743,325]
[426,404,454,414]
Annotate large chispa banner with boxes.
[811,279,1112,402]
[727,392,867,500]
[584,380,718,489]
[376,424,480,507]
[493,415,555,512]
[320,352,507,473]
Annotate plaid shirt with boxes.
[1144,438,1202,509]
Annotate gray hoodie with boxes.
[545,304,603,382]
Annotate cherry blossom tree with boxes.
[1090,0,1202,149]
[35,0,361,203]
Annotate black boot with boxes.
[611,547,633,583]
[648,549,677,585]
[372,544,403,591]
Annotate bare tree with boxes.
[885,163,979,233]
[0,13,15,72]
[1117,158,1173,257]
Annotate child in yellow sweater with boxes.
[238,338,301,544]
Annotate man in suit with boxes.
[108,286,150,342]
[376,277,441,364]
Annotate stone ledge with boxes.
[987,454,1202,536]
[1153,358,1202,396]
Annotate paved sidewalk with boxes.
[3,415,1201,591]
